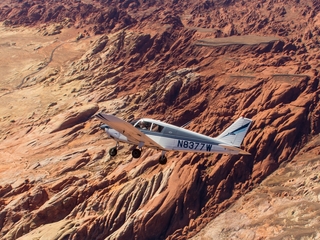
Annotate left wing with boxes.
[96,113,165,150]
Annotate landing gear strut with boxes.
[132,148,141,158]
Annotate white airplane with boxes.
[95,113,253,164]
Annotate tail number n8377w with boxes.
[177,140,212,151]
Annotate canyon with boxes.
[0,0,319,239]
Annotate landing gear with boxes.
[158,155,167,165]
[109,142,119,157]
[132,148,141,158]
[109,147,118,157]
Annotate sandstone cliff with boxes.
[0,0,319,239]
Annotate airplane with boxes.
[95,113,253,165]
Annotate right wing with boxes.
[96,113,165,150]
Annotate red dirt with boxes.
[0,0,319,239]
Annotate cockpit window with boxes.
[134,120,163,132]
[151,123,164,132]
[135,120,151,130]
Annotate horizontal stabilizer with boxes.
[219,144,251,155]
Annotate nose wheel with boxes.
[132,148,141,158]
[109,142,119,157]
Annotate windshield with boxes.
[130,119,139,126]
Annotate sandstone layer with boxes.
[0,0,319,239]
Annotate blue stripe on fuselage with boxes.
[222,122,250,137]
[144,130,220,146]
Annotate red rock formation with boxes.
[0,0,319,239]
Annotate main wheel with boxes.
[132,149,141,158]
[109,147,117,157]
[158,155,167,165]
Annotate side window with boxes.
[144,122,152,130]
[151,123,164,133]
[136,121,151,130]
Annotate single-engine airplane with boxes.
[95,113,253,165]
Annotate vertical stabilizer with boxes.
[216,117,252,147]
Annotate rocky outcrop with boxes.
[191,135,320,239]
[0,1,136,34]
[49,104,99,133]
[0,0,319,239]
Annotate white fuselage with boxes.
[96,113,252,158]
[104,127,239,155]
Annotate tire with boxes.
[158,155,167,165]
[132,149,141,158]
[109,147,117,157]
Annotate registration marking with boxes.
[177,140,213,151]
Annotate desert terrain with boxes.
[0,0,319,239]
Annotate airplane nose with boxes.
[100,124,110,130]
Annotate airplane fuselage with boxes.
[103,121,240,155]
[97,113,252,164]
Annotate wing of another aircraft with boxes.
[96,113,165,150]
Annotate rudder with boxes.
[216,117,253,147]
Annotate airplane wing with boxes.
[219,144,251,155]
[96,113,165,150]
